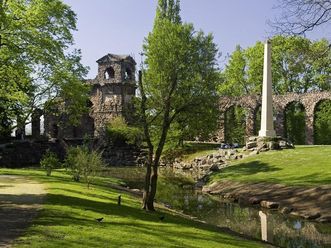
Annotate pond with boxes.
[100,167,331,248]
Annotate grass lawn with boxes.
[210,146,331,186]
[0,168,264,248]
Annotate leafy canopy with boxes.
[219,35,331,96]
[139,0,219,210]
[0,0,89,135]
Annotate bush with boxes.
[65,146,104,188]
[106,116,143,146]
[40,150,60,176]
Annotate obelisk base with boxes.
[259,129,276,137]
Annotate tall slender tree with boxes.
[139,0,219,210]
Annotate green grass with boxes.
[210,146,331,186]
[0,168,264,248]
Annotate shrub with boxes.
[106,116,143,146]
[40,150,60,176]
[65,146,104,188]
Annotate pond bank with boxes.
[202,180,331,223]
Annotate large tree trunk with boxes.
[142,152,152,210]
[139,71,175,211]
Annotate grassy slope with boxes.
[211,146,331,186]
[0,169,263,248]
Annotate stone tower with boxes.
[88,54,137,135]
[44,53,137,139]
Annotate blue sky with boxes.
[63,0,329,79]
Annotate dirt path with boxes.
[0,175,45,247]
[203,180,331,223]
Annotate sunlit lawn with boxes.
[211,146,331,186]
[0,169,264,248]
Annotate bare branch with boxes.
[270,0,331,35]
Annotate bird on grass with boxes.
[159,215,165,221]
[96,217,104,222]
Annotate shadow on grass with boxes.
[28,193,261,248]
[220,161,281,177]
[281,173,331,186]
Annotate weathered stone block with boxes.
[260,200,279,209]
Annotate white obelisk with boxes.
[259,40,276,137]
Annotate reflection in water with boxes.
[293,220,302,230]
[101,167,331,248]
[259,211,273,243]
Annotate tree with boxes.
[284,102,306,144]
[219,35,331,96]
[0,0,89,139]
[218,46,248,96]
[139,0,219,210]
[270,0,331,35]
[314,100,331,144]
[224,106,246,144]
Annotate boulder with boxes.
[279,140,287,148]
[248,136,258,142]
[303,212,321,220]
[246,141,257,149]
[280,206,293,214]
[267,141,279,150]
[209,164,220,172]
[248,197,261,205]
[260,200,279,209]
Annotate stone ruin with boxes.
[44,53,137,139]
[0,53,140,168]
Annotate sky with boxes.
[62,0,330,79]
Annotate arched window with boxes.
[104,67,115,79]
[284,101,306,144]
[52,124,58,138]
[124,68,132,80]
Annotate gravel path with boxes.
[0,175,45,247]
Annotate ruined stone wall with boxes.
[44,54,137,139]
[218,91,331,144]
[0,139,145,168]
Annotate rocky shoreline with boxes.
[202,180,331,223]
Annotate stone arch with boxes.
[104,67,115,79]
[124,67,132,80]
[284,101,306,144]
[313,99,331,145]
[51,124,59,138]
[32,109,43,139]
[224,104,247,144]
[253,104,262,135]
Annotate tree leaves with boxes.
[0,0,89,136]
[219,35,331,96]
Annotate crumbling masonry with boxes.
[44,54,137,139]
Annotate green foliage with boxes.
[0,0,90,133]
[106,117,143,146]
[40,150,60,176]
[219,36,331,96]
[64,146,104,188]
[156,0,181,24]
[284,102,306,144]
[142,16,220,150]
[224,106,246,144]
[139,1,220,210]
[314,100,331,145]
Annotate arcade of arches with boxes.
[217,91,331,145]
